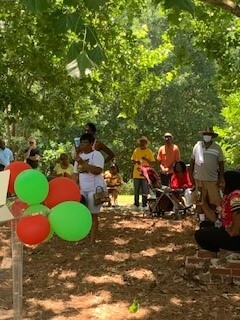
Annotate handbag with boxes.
[93,186,110,205]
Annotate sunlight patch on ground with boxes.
[104,251,131,262]
[111,220,154,230]
[58,270,77,280]
[110,237,131,245]
[125,268,156,281]
[83,274,125,285]
[156,243,179,253]
[140,247,158,257]
[170,296,183,306]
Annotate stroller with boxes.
[140,165,192,218]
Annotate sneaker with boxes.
[142,206,148,211]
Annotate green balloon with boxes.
[44,227,54,242]
[49,201,92,242]
[14,169,49,205]
[24,204,50,216]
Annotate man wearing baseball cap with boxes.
[157,132,180,186]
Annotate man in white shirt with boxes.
[0,139,14,171]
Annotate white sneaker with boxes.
[142,206,148,211]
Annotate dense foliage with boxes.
[0,0,239,178]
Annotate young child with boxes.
[140,164,162,189]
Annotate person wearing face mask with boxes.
[0,139,14,171]
[189,126,224,227]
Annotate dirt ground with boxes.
[1,206,240,320]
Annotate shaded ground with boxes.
[1,206,240,320]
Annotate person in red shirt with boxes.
[171,161,192,190]
[195,171,240,252]
[170,161,192,209]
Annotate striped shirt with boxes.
[192,141,224,181]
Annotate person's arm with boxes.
[24,149,40,161]
[9,149,14,162]
[156,148,161,163]
[170,173,178,189]
[76,154,103,175]
[217,160,225,187]
[95,141,114,164]
[189,158,195,188]
[175,146,180,162]
[23,148,32,160]
[227,210,240,236]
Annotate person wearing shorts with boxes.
[189,126,224,224]
[74,133,106,245]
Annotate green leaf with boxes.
[88,45,107,65]
[67,42,83,63]
[63,0,80,6]
[21,0,50,13]
[85,26,100,46]
[164,0,195,15]
[128,300,140,313]
[66,51,97,78]
[83,0,108,11]
[67,13,85,33]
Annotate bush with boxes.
[120,180,134,195]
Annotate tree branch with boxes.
[199,0,240,17]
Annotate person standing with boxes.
[74,133,106,245]
[0,139,14,171]
[131,136,155,209]
[189,126,224,225]
[84,123,115,164]
[23,137,41,169]
[157,132,180,186]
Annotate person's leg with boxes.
[200,181,220,222]
[141,178,148,207]
[195,227,229,252]
[133,179,140,207]
[88,191,101,245]
[194,180,215,222]
[160,173,169,186]
[91,214,99,245]
[111,189,119,206]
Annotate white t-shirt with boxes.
[74,150,105,192]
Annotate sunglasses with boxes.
[29,141,34,144]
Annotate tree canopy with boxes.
[0,0,239,177]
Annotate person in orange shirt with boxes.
[157,132,180,186]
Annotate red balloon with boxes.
[10,199,28,218]
[5,161,32,193]
[16,214,50,245]
[44,177,81,209]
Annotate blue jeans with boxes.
[133,178,148,207]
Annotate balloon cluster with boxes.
[6,162,92,245]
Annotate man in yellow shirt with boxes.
[131,136,155,209]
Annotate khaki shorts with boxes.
[193,180,221,207]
